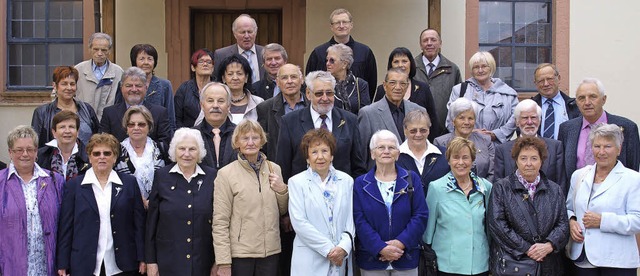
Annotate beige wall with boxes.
[570,1,640,123]
[0,103,42,163]
[441,0,467,78]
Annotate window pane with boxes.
[515,2,551,44]
[8,44,48,87]
[49,43,83,67]
[479,2,512,44]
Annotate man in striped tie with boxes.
[213,14,265,83]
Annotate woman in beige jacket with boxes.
[213,119,289,276]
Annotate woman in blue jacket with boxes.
[353,129,428,275]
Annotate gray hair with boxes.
[7,125,38,149]
[448,97,478,120]
[168,128,207,163]
[232,14,257,33]
[200,82,232,103]
[588,123,624,149]
[121,66,147,84]
[329,8,352,22]
[384,67,409,81]
[89,32,113,49]
[369,129,399,151]
[327,44,354,69]
[305,71,336,92]
[577,78,606,97]
[403,110,432,128]
[262,43,288,62]
[514,99,542,120]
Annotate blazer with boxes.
[56,171,145,275]
[75,60,124,120]
[566,162,640,268]
[353,165,428,270]
[397,143,449,195]
[213,44,265,81]
[99,101,173,146]
[531,91,580,137]
[195,118,237,169]
[358,98,425,168]
[434,132,495,181]
[558,112,640,185]
[146,164,217,275]
[493,137,565,192]
[256,93,309,160]
[288,167,355,276]
[276,106,367,182]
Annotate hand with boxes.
[146,263,159,276]
[378,245,403,262]
[526,242,553,262]
[217,265,232,276]
[269,172,287,194]
[385,239,406,250]
[475,129,497,141]
[139,262,147,274]
[210,263,219,276]
[280,215,294,232]
[583,211,602,229]
[569,219,584,242]
[327,246,348,266]
[57,269,68,276]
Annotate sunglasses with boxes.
[127,122,148,128]
[91,151,113,157]
[327,58,337,64]
[408,128,429,135]
[313,91,335,98]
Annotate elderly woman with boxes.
[435,97,494,180]
[37,110,90,181]
[425,137,493,275]
[114,106,168,208]
[213,119,288,276]
[397,110,449,195]
[146,128,217,276]
[325,43,370,114]
[446,51,518,144]
[566,124,640,274]
[57,133,145,276]
[488,136,569,276]
[174,48,214,128]
[353,129,428,275]
[32,66,99,147]
[211,54,264,125]
[374,47,441,139]
[288,129,355,276]
[0,125,64,276]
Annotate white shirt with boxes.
[45,139,79,179]
[399,140,443,175]
[310,107,333,132]
[237,44,260,82]
[169,163,206,183]
[82,168,123,276]
[422,54,441,71]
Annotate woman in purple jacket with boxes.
[0,125,65,275]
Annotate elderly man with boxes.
[494,99,565,190]
[358,68,425,168]
[195,82,237,169]
[414,28,462,133]
[99,67,172,145]
[75,32,124,120]
[214,14,264,83]
[276,70,367,182]
[558,78,640,184]
[305,8,377,98]
[256,64,308,160]
[252,43,288,100]
[531,63,580,139]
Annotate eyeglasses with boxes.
[375,145,398,152]
[197,59,213,65]
[331,20,352,26]
[313,91,335,98]
[407,128,429,135]
[239,136,261,143]
[535,77,557,85]
[385,80,410,88]
[127,122,148,128]
[472,64,490,71]
[11,148,36,155]
[327,58,338,64]
[91,151,113,157]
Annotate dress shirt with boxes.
[576,112,607,169]
[169,163,206,183]
[386,97,406,141]
[92,61,108,80]
[541,92,568,139]
[45,139,79,179]
[422,54,440,73]
[310,107,333,132]
[399,140,442,175]
[81,168,124,276]
[283,94,306,115]
[237,45,260,82]
[273,85,281,98]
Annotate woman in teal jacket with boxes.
[424,137,492,275]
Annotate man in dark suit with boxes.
[252,43,287,100]
[257,64,308,160]
[214,14,264,83]
[276,70,367,182]
[494,99,565,190]
[558,78,640,185]
[195,82,237,169]
[531,63,581,139]
[99,67,172,146]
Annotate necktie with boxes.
[584,125,595,166]
[320,114,328,130]
[242,50,259,83]
[543,100,555,138]
[212,128,221,165]
[427,63,435,77]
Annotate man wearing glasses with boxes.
[305,8,377,99]
[358,68,425,168]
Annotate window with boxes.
[479,0,552,92]
[7,0,83,89]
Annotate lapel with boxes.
[362,171,385,205]
[421,154,439,178]
[374,100,399,138]
[300,107,316,134]
[590,162,625,201]
[331,109,345,140]
[146,76,160,98]
[6,175,28,217]
[305,173,333,230]
[271,95,285,128]
[392,168,410,202]
[36,175,49,205]
[81,183,100,215]
[81,64,99,84]
[111,181,123,210]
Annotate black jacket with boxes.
[487,173,570,276]
[99,101,173,146]
[31,98,99,147]
[37,140,90,180]
[195,118,237,169]
[174,79,202,128]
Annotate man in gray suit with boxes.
[494,99,565,191]
[213,14,265,83]
[358,68,425,168]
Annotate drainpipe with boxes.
[94,0,101,32]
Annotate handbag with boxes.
[403,172,438,276]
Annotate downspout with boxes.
[94,0,101,32]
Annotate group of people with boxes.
[1,7,640,276]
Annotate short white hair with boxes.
[514,99,542,120]
[369,129,399,151]
[448,97,478,120]
[305,71,336,92]
[168,128,207,163]
[588,123,623,149]
[577,78,606,96]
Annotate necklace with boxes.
[231,91,246,103]
[458,180,473,191]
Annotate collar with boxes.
[169,163,206,177]
[543,91,563,104]
[204,118,233,134]
[281,93,305,104]
[385,97,404,112]
[581,111,607,130]
[422,54,441,68]
[237,44,257,55]
[310,105,332,122]
[81,167,123,186]
[46,139,79,155]
[330,36,354,47]
[7,162,49,180]
[91,60,109,72]
[399,140,442,156]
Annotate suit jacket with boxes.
[195,118,237,169]
[358,98,425,168]
[493,137,565,192]
[56,171,145,275]
[558,112,640,186]
[397,144,450,195]
[276,106,367,182]
[213,44,265,81]
[99,101,173,146]
[531,91,580,137]
[256,93,309,160]
[566,162,640,268]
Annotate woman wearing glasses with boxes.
[174,49,215,128]
[325,43,370,114]
[57,133,146,276]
